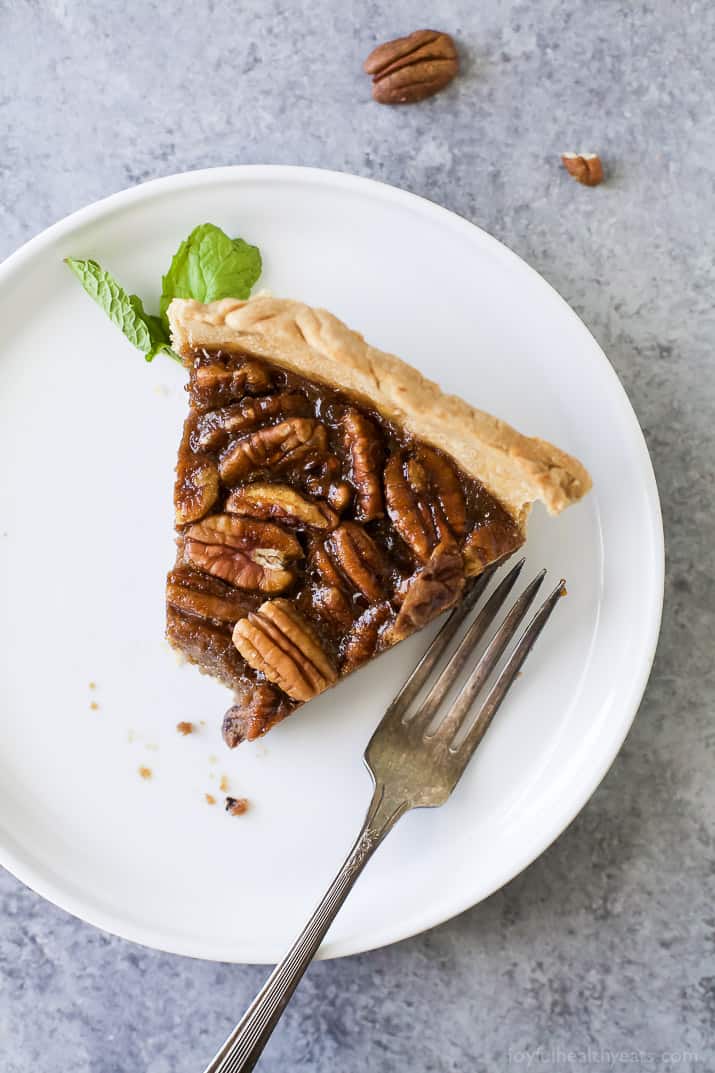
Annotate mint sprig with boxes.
[65,222,262,364]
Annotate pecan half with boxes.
[225,483,338,530]
[462,521,522,576]
[385,450,465,562]
[184,515,302,593]
[342,408,384,521]
[232,599,337,702]
[190,359,274,408]
[219,418,328,486]
[417,447,466,537]
[222,681,294,746]
[174,457,219,525]
[166,567,255,624]
[310,545,356,630]
[384,453,439,562]
[389,542,465,642]
[192,394,310,452]
[341,602,393,673]
[325,522,388,602]
[364,29,458,104]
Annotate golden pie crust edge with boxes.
[169,295,591,527]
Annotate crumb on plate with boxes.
[138,766,152,780]
[89,701,99,711]
[225,796,249,816]
[176,721,193,736]
[205,793,216,805]
[208,754,218,765]
[219,775,229,793]
[89,681,97,690]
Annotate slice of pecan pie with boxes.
[167,296,591,748]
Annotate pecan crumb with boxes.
[89,681,97,690]
[561,153,604,186]
[138,766,152,780]
[219,775,230,793]
[176,721,194,736]
[89,701,99,711]
[225,796,250,816]
[205,793,216,805]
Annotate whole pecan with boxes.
[184,514,302,593]
[219,418,328,486]
[225,483,338,531]
[364,29,458,104]
[192,394,310,452]
[341,408,384,521]
[325,522,388,602]
[232,599,337,702]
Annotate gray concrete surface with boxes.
[1,1,714,1070]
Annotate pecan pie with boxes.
[167,296,591,748]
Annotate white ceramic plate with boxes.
[0,166,663,963]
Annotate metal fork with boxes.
[203,560,565,1073]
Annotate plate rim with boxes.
[0,165,665,962]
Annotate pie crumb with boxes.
[138,766,152,780]
[208,754,218,765]
[127,730,136,743]
[205,793,216,805]
[145,743,159,752]
[89,701,99,711]
[219,775,229,793]
[176,721,194,736]
[89,681,97,690]
[225,796,249,816]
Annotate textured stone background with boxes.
[1,2,714,1071]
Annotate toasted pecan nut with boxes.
[232,599,337,702]
[384,453,437,562]
[341,602,394,673]
[326,522,388,602]
[385,449,466,562]
[389,542,464,642]
[174,457,219,525]
[193,394,310,452]
[190,359,274,408]
[222,680,294,746]
[462,521,522,576]
[561,153,604,186]
[225,483,338,531]
[310,544,356,629]
[327,481,353,514]
[166,567,254,624]
[364,29,458,104]
[417,448,466,536]
[184,514,302,594]
[341,409,384,521]
[219,418,328,485]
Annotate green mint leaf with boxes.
[160,223,262,328]
[65,257,180,362]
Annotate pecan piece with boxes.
[385,449,466,562]
[222,681,294,746]
[232,599,337,702]
[341,602,393,673]
[384,453,437,563]
[225,483,338,531]
[184,515,302,593]
[190,359,273,408]
[364,29,458,104]
[462,521,522,576]
[389,542,465,642]
[167,567,255,624]
[174,457,219,525]
[325,522,388,602]
[341,409,384,521]
[561,153,604,187]
[417,448,466,537]
[219,418,328,486]
[193,394,310,452]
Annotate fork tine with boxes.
[450,578,566,762]
[405,558,527,733]
[382,563,497,723]
[427,568,546,742]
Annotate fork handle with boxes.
[202,783,409,1073]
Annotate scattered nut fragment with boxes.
[174,458,220,525]
[192,394,310,452]
[325,523,388,602]
[364,29,458,104]
[561,153,604,186]
[176,721,194,736]
[225,796,250,816]
[138,766,152,780]
[184,514,303,594]
[223,681,294,746]
[341,409,384,521]
[219,775,229,793]
[389,542,464,642]
[205,793,216,806]
[233,598,337,702]
[220,419,328,486]
[226,483,338,531]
